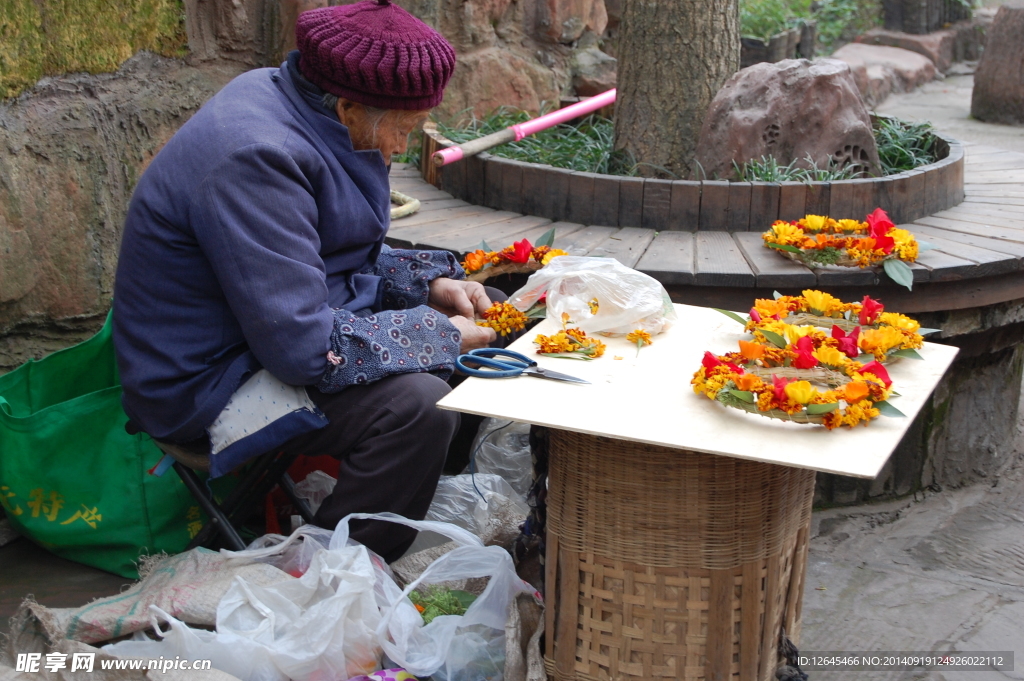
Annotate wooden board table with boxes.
[437,304,958,681]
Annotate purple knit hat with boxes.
[296,0,456,111]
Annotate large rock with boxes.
[831,43,937,106]
[695,59,881,180]
[440,47,564,118]
[857,27,956,72]
[537,0,607,44]
[571,45,616,96]
[971,2,1024,126]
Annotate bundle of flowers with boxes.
[461,227,568,283]
[477,301,530,336]
[717,290,936,363]
[762,208,922,289]
[533,313,606,359]
[694,289,937,429]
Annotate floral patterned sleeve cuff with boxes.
[316,306,462,393]
[375,245,465,310]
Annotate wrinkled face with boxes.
[335,99,430,165]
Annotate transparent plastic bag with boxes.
[427,474,528,547]
[335,513,535,681]
[510,255,677,336]
[466,419,533,496]
[293,470,337,515]
[103,606,286,681]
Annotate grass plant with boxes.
[409,109,937,182]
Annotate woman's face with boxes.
[335,99,430,165]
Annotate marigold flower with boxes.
[836,219,864,233]
[478,302,528,336]
[801,289,843,315]
[753,298,790,320]
[626,329,652,346]
[767,221,804,246]
[461,250,491,273]
[859,326,905,356]
[799,214,831,231]
[588,298,600,315]
[878,312,920,333]
[541,248,568,265]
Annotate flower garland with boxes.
[695,289,935,429]
[534,313,607,359]
[735,290,934,363]
[461,231,568,283]
[762,208,921,290]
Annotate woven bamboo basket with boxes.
[543,430,815,681]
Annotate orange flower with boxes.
[738,339,765,361]
[461,249,490,273]
[735,373,762,391]
[477,302,528,336]
[842,381,869,403]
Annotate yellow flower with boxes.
[859,326,906,356]
[625,329,652,346]
[541,248,568,265]
[783,324,816,345]
[801,289,843,315]
[813,346,847,367]
[784,380,818,404]
[799,215,831,231]
[767,221,804,246]
[478,302,528,336]
[836,219,865,233]
[878,312,920,333]
[588,298,600,315]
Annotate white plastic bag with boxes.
[336,513,535,681]
[427,474,528,547]
[510,255,677,335]
[465,419,533,496]
[103,606,285,681]
[293,470,337,515]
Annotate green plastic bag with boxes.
[0,310,201,578]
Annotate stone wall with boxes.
[0,0,604,370]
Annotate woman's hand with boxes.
[448,315,496,352]
[428,278,492,318]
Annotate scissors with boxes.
[455,348,590,384]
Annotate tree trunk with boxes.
[613,0,739,178]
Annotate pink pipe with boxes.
[432,88,616,167]
[512,88,617,141]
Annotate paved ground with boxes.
[876,73,1024,155]
[3,50,1024,678]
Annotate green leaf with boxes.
[883,258,914,291]
[761,329,788,348]
[535,226,556,248]
[713,308,749,326]
[767,242,803,254]
[524,303,547,319]
[773,290,783,300]
[539,353,595,361]
[917,240,937,252]
[875,400,906,418]
[891,348,924,360]
[856,354,875,363]
[806,402,840,415]
[918,327,941,336]
[480,239,493,252]
[451,590,478,610]
[728,390,756,403]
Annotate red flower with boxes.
[832,325,861,357]
[873,234,895,254]
[792,336,819,369]
[866,208,895,238]
[858,296,884,326]
[861,360,892,389]
[702,351,722,370]
[772,374,793,402]
[749,308,762,322]
[501,239,534,264]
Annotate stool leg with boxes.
[173,462,247,551]
[278,472,315,524]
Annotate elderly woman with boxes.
[112,0,496,561]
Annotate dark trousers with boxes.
[282,287,508,562]
[282,372,459,562]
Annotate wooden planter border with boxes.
[421,126,965,231]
